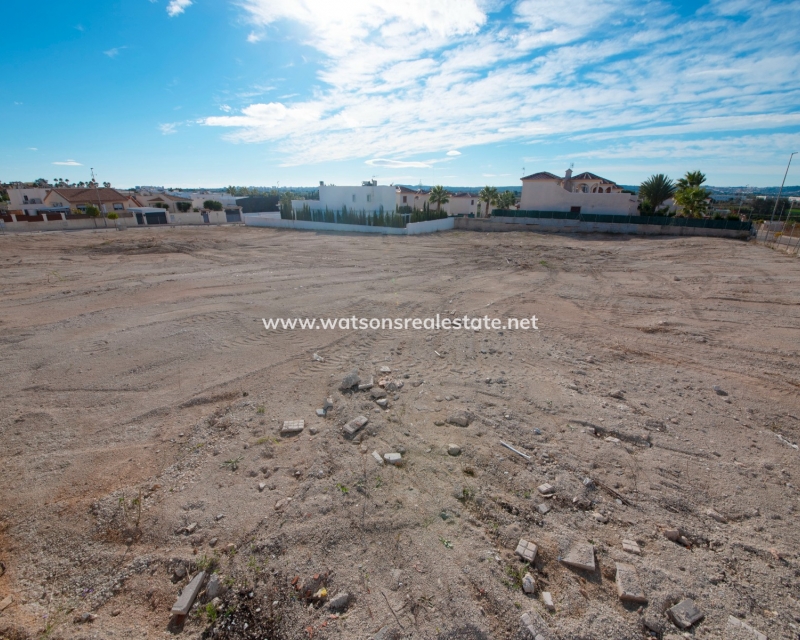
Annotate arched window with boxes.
[580,184,588,193]
[592,186,597,193]
[606,187,611,193]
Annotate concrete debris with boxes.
[447,412,472,427]
[75,612,97,624]
[726,615,767,640]
[522,572,536,594]
[312,353,324,362]
[274,497,292,511]
[384,452,403,465]
[712,385,728,396]
[171,571,206,617]
[667,598,704,629]
[376,398,388,408]
[327,592,351,612]
[372,450,384,465]
[184,522,198,534]
[324,397,334,411]
[447,444,462,456]
[614,562,647,604]
[501,440,532,460]
[209,538,218,548]
[521,611,554,640]
[542,592,555,612]
[370,387,387,399]
[605,436,621,444]
[206,574,223,599]
[281,419,305,435]
[316,409,326,417]
[582,477,595,489]
[358,377,374,391]
[608,389,625,399]
[592,512,608,524]
[622,539,641,555]
[706,508,727,523]
[661,527,681,542]
[537,503,551,515]
[0,595,13,612]
[515,539,538,563]
[340,370,361,391]
[258,482,266,492]
[537,483,555,496]
[560,542,595,572]
[343,415,369,436]
[380,365,392,373]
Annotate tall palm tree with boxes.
[498,190,516,210]
[677,170,706,189]
[478,186,499,218]
[675,170,710,218]
[639,174,676,212]
[429,185,450,216]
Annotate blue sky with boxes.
[2,0,799,188]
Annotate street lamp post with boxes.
[770,152,797,223]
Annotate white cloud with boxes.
[167,0,192,17]
[159,123,179,134]
[53,160,82,166]
[200,0,800,168]
[247,31,264,43]
[366,158,433,168]
[104,46,126,58]
[219,104,232,112]
[28,147,38,151]
[446,150,461,156]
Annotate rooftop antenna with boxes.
[90,167,108,228]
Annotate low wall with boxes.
[755,223,800,255]
[0,217,131,232]
[454,216,751,239]
[243,214,454,235]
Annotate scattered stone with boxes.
[309,427,318,435]
[537,483,555,496]
[560,542,595,572]
[622,539,641,555]
[74,612,97,624]
[324,397,334,411]
[274,497,292,511]
[706,508,727,524]
[434,420,444,426]
[173,563,187,580]
[225,543,236,553]
[384,452,402,465]
[316,409,326,417]
[111,609,121,617]
[537,503,551,515]
[667,598,704,629]
[380,366,392,374]
[372,450,384,465]
[206,575,223,599]
[389,569,404,591]
[615,562,647,603]
[447,412,472,427]
[661,527,681,542]
[371,387,387,399]
[374,626,401,640]
[605,436,621,444]
[312,353,324,362]
[0,595,12,612]
[542,592,555,612]
[515,539,538,563]
[185,522,198,534]
[592,512,608,524]
[522,573,536,594]
[608,389,625,399]
[582,477,595,489]
[343,415,369,436]
[209,538,218,548]
[171,571,206,617]
[358,377,374,391]
[712,385,728,396]
[281,419,305,435]
[340,370,361,391]
[447,444,462,456]
[521,611,553,640]
[328,592,351,612]
[567,383,579,391]
[215,514,225,521]
[376,398,388,408]
[726,615,767,640]
[258,482,266,492]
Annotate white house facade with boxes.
[519,169,638,215]
[293,181,397,214]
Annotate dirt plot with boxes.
[0,226,799,639]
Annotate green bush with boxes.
[204,200,223,211]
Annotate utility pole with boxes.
[770,152,797,223]
[91,168,108,228]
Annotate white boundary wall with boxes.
[243,213,454,235]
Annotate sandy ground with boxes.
[0,226,798,640]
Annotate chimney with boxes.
[320,181,324,187]
[564,168,573,180]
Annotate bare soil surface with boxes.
[0,226,798,640]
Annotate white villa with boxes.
[292,180,397,214]
[519,169,638,215]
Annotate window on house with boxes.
[352,194,356,202]
[471,199,474,205]
[367,194,372,203]
[23,195,29,203]
[403,195,407,203]
[113,203,123,210]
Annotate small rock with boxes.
[560,542,595,572]
[380,366,392,374]
[309,427,318,435]
[274,497,292,511]
[209,538,218,548]
[358,377,374,391]
[173,563,187,580]
[434,420,445,426]
[215,514,225,521]
[582,477,595,489]
[706,508,727,523]
[376,398,388,408]
[389,569,403,591]
[521,611,552,639]
[726,615,766,640]
[340,370,361,391]
[75,612,97,624]
[662,527,681,542]
[667,598,704,629]
[225,543,236,553]
[522,573,536,594]
[185,522,198,534]
[258,482,266,492]
[324,397,334,410]
[447,444,462,456]
[622,539,641,555]
[370,387,387,399]
[312,353,324,362]
[592,512,608,524]
[604,436,621,444]
[515,539,538,563]
[372,450,384,465]
[712,385,728,396]
[542,592,555,612]
[384,452,402,465]
[608,389,625,399]
[537,483,555,496]
[316,409,326,417]
[328,592,351,612]
[343,415,369,436]
[537,503,551,515]
[447,412,472,427]
[111,609,121,617]
[206,575,223,599]
[0,595,13,612]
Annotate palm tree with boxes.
[674,170,711,218]
[498,190,516,210]
[478,186,499,218]
[639,174,676,213]
[429,185,450,216]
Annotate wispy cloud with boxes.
[446,150,461,157]
[53,159,82,166]
[28,147,38,151]
[201,0,800,168]
[104,46,126,58]
[366,158,433,168]
[167,0,192,17]
[247,32,263,43]
[159,123,179,134]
